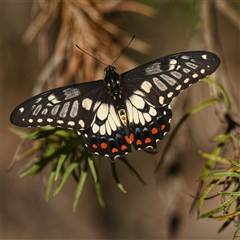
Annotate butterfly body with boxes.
[104,66,129,129]
[10,51,220,161]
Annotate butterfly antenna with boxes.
[111,35,135,66]
[75,45,108,67]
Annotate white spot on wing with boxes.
[68,121,75,126]
[51,105,60,115]
[92,123,99,133]
[93,101,101,111]
[170,71,182,79]
[35,97,42,103]
[19,107,24,113]
[153,77,167,91]
[48,94,61,104]
[202,54,207,60]
[138,111,145,125]
[140,81,152,93]
[181,55,190,60]
[41,108,48,115]
[70,100,79,118]
[100,125,106,135]
[132,107,139,124]
[109,104,121,127]
[59,102,70,118]
[183,68,191,73]
[106,120,112,135]
[57,120,64,124]
[169,59,177,65]
[33,105,42,115]
[126,100,133,122]
[82,98,92,111]
[185,62,198,69]
[159,96,164,105]
[160,74,177,85]
[143,113,151,122]
[133,90,145,97]
[37,118,43,123]
[192,73,198,78]
[176,85,182,91]
[47,118,53,123]
[97,103,109,120]
[63,88,80,100]
[107,113,117,131]
[149,106,157,116]
[78,119,85,128]
[145,63,162,75]
[129,95,145,109]
[167,92,174,98]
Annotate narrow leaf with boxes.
[73,171,88,211]
[54,162,79,195]
[45,171,56,201]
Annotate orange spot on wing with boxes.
[121,145,128,151]
[112,147,119,153]
[160,124,166,130]
[100,142,108,149]
[125,133,134,144]
[92,143,98,149]
[151,127,158,134]
[144,137,151,143]
[136,139,142,146]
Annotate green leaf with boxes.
[20,163,41,177]
[218,218,234,233]
[199,172,240,181]
[55,154,67,181]
[233,224,240,240]
[88,157,98,183]
[110,161,127,193]
[197,179,219,212]
[54,162,80,196]
[120,157,146,184]
[213,133,232,143]
[200,196,239,218]
[199,151,229,164]
[228,159,240,168]
[45,171,56,201]
[219,191,240,196]
[73,170,88,211]
[203,78,231,110]
[95,181,105,208]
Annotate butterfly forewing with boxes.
[121,51,220,106]
[10,80,107,130]
[10,51,220,161]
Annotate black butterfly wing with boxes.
[120,51,220,106]
[10,80,107,130]
[10,79,132,160]
[10,51,220,161]
[119,51,220,151]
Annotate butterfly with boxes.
[10,51,220,161]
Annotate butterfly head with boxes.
[104,65,117,73]
[104,65,119,83]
